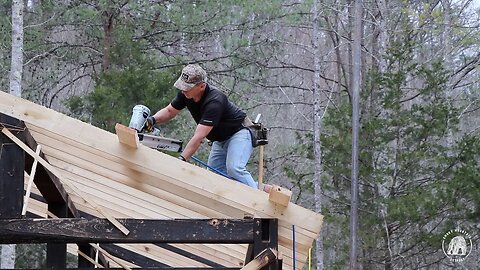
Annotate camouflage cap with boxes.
[173,64,207,91]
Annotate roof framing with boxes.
[0,91,323,269]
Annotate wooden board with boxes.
[1,91,323,269]
[115,123,139,149]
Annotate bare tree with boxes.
[312,2,325,269]
[1,0,24,268]
[9,0,24,97]
[350,0,363,269]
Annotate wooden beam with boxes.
[258,145,264,191]
[47,201,69,268]
[90,243,132,270]
[78,244,97,268]
[1,127,130,235]
[46,243,67,269]
[29,194,243,269]
[0,218,260,244]
[241,248,277,270]
[78,248,105,268]
[268,185,292,207]
[0,115,24,218]
[100,244,165,268]
[155,243,228,268]
[245,218,278,269]
[115,123,139,149]
[0,90,322,270]
[0,268,241,270]
[23,128,79,217]
[22,145,41,216]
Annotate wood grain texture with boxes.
[0,91,323,269]
[115,123,139,149]
[0,218,256,244]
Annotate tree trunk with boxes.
[312,1,324,269]
[350,0,363,269]
[9,0,24,97]
[2,0,24,267]
[102,8,114,72]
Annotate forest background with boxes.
[0,0,479,269]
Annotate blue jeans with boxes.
[207,128,257,188]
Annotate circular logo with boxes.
[442,228,472,262]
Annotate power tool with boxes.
[128,105,183,152]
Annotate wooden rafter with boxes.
[0,90,322,269]
[1,127,130,236]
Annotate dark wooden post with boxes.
[245,218,278,270]
[78,244,96,267]
[46,203,70,269]
[0,114,25,219]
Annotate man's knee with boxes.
[226,162,248,177]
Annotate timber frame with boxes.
[0,91,323,270]
[0,113,281,270]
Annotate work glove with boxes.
[143,116,156,133]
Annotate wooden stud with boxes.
[0,91,322,269]
[258,145,264,191]
[1,128,130,235]
[241,248,277,270]
[115,123,139,149]
[0,115,24,219]
[22,144,41,216]
[78,249,105,268]
[24,128,79,217]
[268,185,292,207]
[0,218,256,244]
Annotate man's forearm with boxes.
[180,124,212,161]
[152,108,172,124]
[181,137,203,161]
[152,105,178,124]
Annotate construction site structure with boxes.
[0,91,323,269]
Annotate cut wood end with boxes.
[115,123,139,149]
[268,185,292,207]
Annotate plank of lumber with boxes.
[30,124,312,268]
[1,128,130,236]
[241,248,277,270]
[91,244,132,270]
[2,97,322,231]
[268,185,292,207]
[27,188,248,268]
[0,91,322,269]
[40,141,312,250]
[28,124,321,237]
[77,249,104,269]
[258,145,264,191]
[22,145,41,215]
[115,123,139,149]
[0,218,256,244]
[44,141,314,252]
[23,127,79,217]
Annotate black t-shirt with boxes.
[170,84,246,142]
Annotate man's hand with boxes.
[143,116,156,133]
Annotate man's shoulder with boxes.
[171,90,186,109]
[204,85,227,103]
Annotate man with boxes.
[144,64,258,189]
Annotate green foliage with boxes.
[15,244,45,268]
[317,44,480,268]
[15,244,77,268]
[66,66,178,132]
